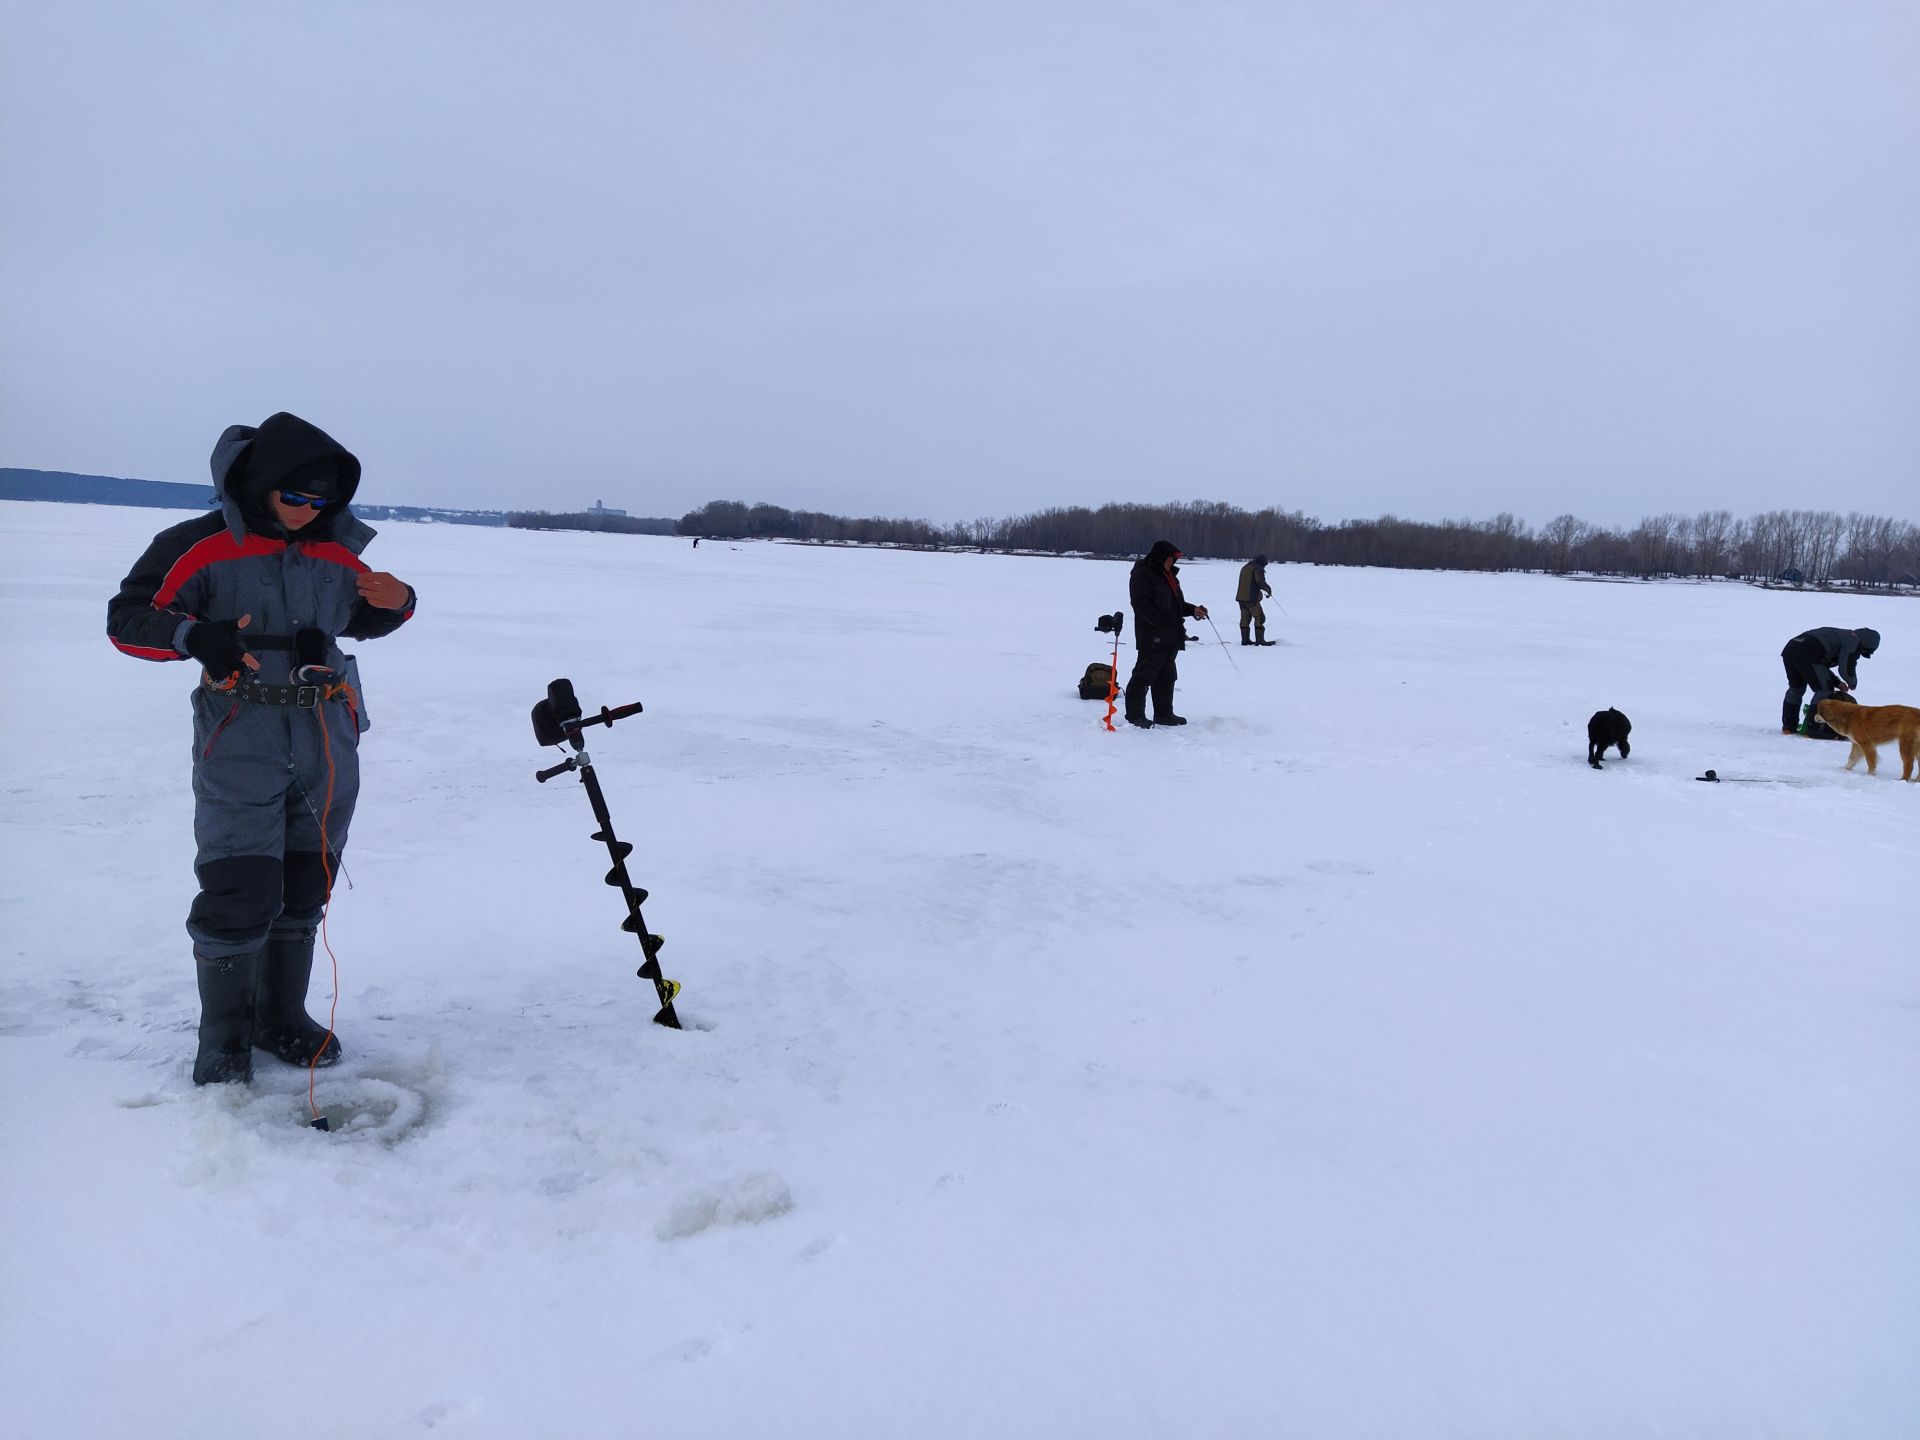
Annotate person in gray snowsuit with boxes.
[1780,626,1880,734]
[107,412,415,1084]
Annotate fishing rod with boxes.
[1202,612,1241,674]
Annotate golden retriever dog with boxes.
[1815,699,1920,781]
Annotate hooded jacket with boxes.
[211,411,366,542]
[1128,540,1196,650]
[106,413,414,681]
[1787,626,1880,690]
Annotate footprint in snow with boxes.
[1305,859,1374,876]
[410,1398,480,1429]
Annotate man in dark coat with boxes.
[1780,626,1880,733]
[107,412,415,1084]
[1123,540,1208,728]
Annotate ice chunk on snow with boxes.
[657,1171,794,1239]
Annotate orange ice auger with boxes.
[1096,610,1125,732]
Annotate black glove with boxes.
[183,619,253,679]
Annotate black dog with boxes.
[1587,707,1632,769]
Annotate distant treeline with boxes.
[508,510,679,536]
[353,506,507,527]
[680,498,1920,588]
[680,500,950,548]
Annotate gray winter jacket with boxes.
[1787,627,1880,690]
[107,413,414,702]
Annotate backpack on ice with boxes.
[1077,662,1114,700]
[1801,697,1854,740]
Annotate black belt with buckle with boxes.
[209,678,350,708]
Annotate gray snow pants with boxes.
[187,685,360,959]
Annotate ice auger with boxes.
[531,678,683,1028]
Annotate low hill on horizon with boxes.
[1,467,508,526]
[1,467,214,511]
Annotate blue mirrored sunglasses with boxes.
[277,491,331,509]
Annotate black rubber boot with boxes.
[1150,675,1186,726]
[254,925,342,1068]
[193,952,259,1085]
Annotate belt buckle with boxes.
[294,684,320,708]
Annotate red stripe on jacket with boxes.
[151,532,369,611]
[297,540,371,574]
[111,638,185,661]
[154,532,284,607]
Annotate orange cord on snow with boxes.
[306,686,355,1121]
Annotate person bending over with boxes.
[1780,626,1879,734]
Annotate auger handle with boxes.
[562,700,644,736]
[535,758,576,783]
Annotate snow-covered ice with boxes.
[2,499,1915,1438]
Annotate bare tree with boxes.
[1802,511,1846,583]
[1628,514,1684,578]
[1691,510,1736,577]
[1540,514,1588,573]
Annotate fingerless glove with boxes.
[182,619,251,678]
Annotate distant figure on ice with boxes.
[1780,626,1879,734]
[1124,540,1208,729]
[1236,554,1275,646]
[106,412,416,1085]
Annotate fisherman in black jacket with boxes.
[1123,540,1208,729]
[1780,626,1880,734]
[108,412,415,1084]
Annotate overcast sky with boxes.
[3,1,1915,528]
